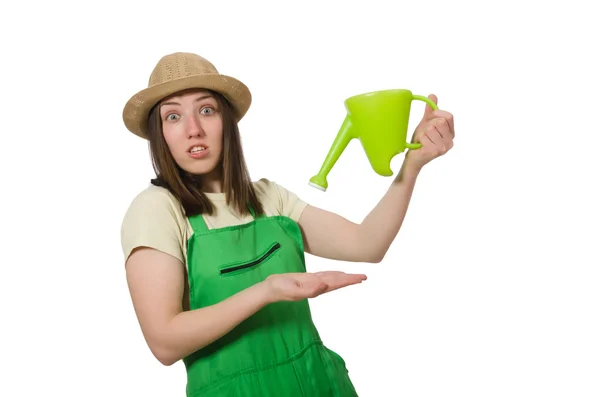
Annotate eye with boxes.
[200,107,214,115]
[165,113,179,121]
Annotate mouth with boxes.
[188,144,208,154]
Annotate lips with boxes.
[188,144,208,153]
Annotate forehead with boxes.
[160,89,215,105]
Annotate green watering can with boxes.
[309,89,438,191]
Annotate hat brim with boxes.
[122,74,252,139]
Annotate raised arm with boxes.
[299,94,455,263]
[299,163,420,263]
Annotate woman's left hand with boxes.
[404,94,455,171]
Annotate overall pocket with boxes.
[219,242,281,276]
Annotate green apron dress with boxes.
[182,207,359,396]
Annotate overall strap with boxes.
[188,213,209,234]
[248,203,265,219]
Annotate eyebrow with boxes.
[160,94,214,108]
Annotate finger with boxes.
[337,273,367,282]
[433,117,453,140]
[324,278,365,293]
[424,125,442,146]
[432,110,455,137]
[422,94,438,119]
[430,124,453,154]
[314,271,367,281]
[313,271,341,276]
[318,274,367,292]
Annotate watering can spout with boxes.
[309,116,353,192]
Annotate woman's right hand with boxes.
[262,271,367,303]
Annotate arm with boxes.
[299,95,455,263]
[125,247,367,366]
[299,163,420,263]
[126,247,271,366]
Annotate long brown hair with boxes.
[145,89,264,218]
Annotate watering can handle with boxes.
[405,95,439,150]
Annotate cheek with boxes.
[213,130,224,147]
[208,120,224,148]
[162,126,184,156]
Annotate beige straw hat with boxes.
[122,52,252,139]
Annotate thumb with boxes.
[423,94,438,119]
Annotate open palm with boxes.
[265,271,367,302]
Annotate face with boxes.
[159,89,223,178]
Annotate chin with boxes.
[174,154,220,175]
[182,162,220,176]
[184,167,214,176]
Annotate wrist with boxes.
[395,158,422,182]
[254,278,276,306]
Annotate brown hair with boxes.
[145,89,264,218]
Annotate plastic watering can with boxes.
[309,89,438,191]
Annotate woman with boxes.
[121,52,455,396]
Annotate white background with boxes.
[1,0,599,396]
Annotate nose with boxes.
[186,114,205,138]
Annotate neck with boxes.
[200,168,223,193]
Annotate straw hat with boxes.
[122,52,252,139]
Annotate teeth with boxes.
[190,146,206,153]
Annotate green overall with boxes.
[183,207,359,396]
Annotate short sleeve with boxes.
[120,187,186,264]
[277,183,309,222]
[256,178,309,222]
